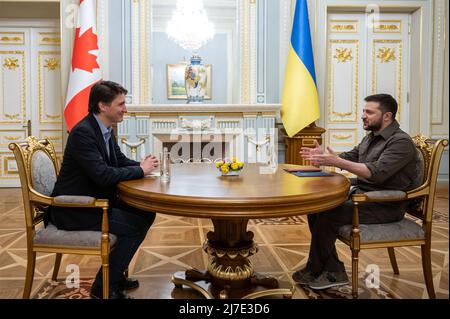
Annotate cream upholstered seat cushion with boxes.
[30,150,57,196]
[34,224,117,248]
[339,218,425,242]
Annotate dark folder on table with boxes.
[284,166,333,177]
[292,171,333,177]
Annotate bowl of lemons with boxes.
[215,157,244,176]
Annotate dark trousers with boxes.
[306,200,405,274]
[90,201,156,291]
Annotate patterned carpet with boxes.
[35,274,397,299]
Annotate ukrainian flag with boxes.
[281,0,320,137]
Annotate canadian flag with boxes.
[64,0,101,132]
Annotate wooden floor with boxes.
[0,182,448,299]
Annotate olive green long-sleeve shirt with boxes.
[339,120,419,193]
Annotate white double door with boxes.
[325,12,411,153]
[0,21,62,187]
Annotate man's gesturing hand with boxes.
[299,140,323,159]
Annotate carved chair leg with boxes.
[421,244,436,299]
[101,252,109,299]
[23,251,36,299]
[351,248,359,299]
[51,253,63,281]
[387,247,400,275]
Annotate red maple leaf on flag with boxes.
[71,27,100,73]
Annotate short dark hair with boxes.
[364,94,398,120]
[88,80,128,114]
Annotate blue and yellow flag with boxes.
[281,0,320,137]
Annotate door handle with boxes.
[23,120,31,137]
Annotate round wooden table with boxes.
[118,163,350,299]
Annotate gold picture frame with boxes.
[167,63,212,100]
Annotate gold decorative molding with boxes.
[4,113,20,119]
[39,32,61,45]
[332,25,355,31]
[45,114,62,119]
[3,136,21,141]
[3,156,18,176]
[41,37,60,44]
[332,134,352,140]
[334,48,353,63]
[376,25,399,31]
[374,20,402,33]
[328,129,358,147]
[0,36,20,42]
[0,32,24,45]
[377,47,396,63]
[332,111,353,117]
[2,57,19,70]
[207,257,254,281]
[44,58,60,70]
[330,20,358,33]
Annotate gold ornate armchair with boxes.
[9,137,114,299]
[337,135,448,298]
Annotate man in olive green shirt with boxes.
[293,94,419,290]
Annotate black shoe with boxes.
[292,267,316,285]
[90,282,133,299]
[119,277,140,291]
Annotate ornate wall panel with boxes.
[38,51,62,123]
[327,40,359,123]
[371,39,403,119]
[0,51,26,124]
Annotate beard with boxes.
[364,118,383,131]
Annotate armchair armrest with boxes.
[53,195,95,205]
[52,196,109,208]
[351,190,407,203]
[27,186,110,243]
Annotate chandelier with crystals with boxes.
[166,0,215,53]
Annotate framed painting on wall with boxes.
[167,63,212,100]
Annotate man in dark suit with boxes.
[49,81,159,299]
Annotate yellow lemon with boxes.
[221,166,229,174]
[231,156,237,163]
[215,162,221,168]
[238,162,244,168]
[231,163,239,170]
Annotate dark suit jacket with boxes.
[49,113,144,230]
